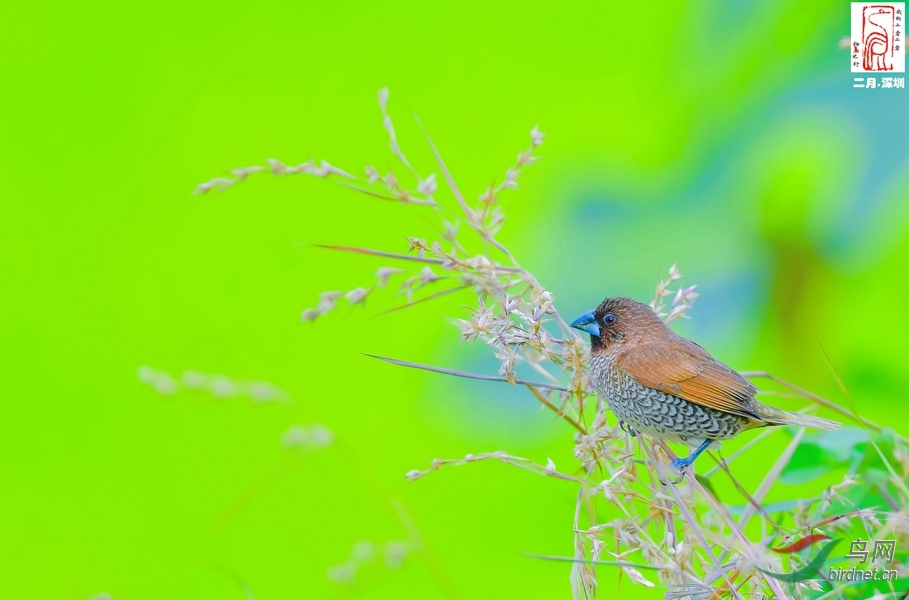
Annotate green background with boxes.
[1,0,907,598]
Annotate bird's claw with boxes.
[663,440,709,484]
[668,458,690,484]
[654,459,690,485]
[657,471,686,485]
[619,420,637,437]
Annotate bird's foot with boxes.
[668,457,693,484]
[619,420,637,437]
[665,440,712,485]
[670,456,694,470]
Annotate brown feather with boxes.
[618,341,764,421]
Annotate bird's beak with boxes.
[570,310,600,337]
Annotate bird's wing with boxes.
[620,342,763,421]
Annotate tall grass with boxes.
[197,90,909,599]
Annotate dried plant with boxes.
[197,90,909,599]
[137,365,292,404]
[327,539,413,584]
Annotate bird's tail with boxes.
[754,404,841,430]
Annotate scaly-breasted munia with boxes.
[571,297,839,478]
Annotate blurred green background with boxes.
[1,0,907,598]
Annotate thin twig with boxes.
[364,354,570,391]
[736,427,806,532]
[525,383,587,434]
[334,181,438,206]
[371,285,469,316]
[742,371,908,445]
[708,452,782,531]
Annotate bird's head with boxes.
[570,297,665,350]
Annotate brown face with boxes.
[573,296,664,349]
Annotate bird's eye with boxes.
[602,313,617,326]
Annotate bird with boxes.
[570,296,840,480]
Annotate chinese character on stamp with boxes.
[852,3,906,73]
